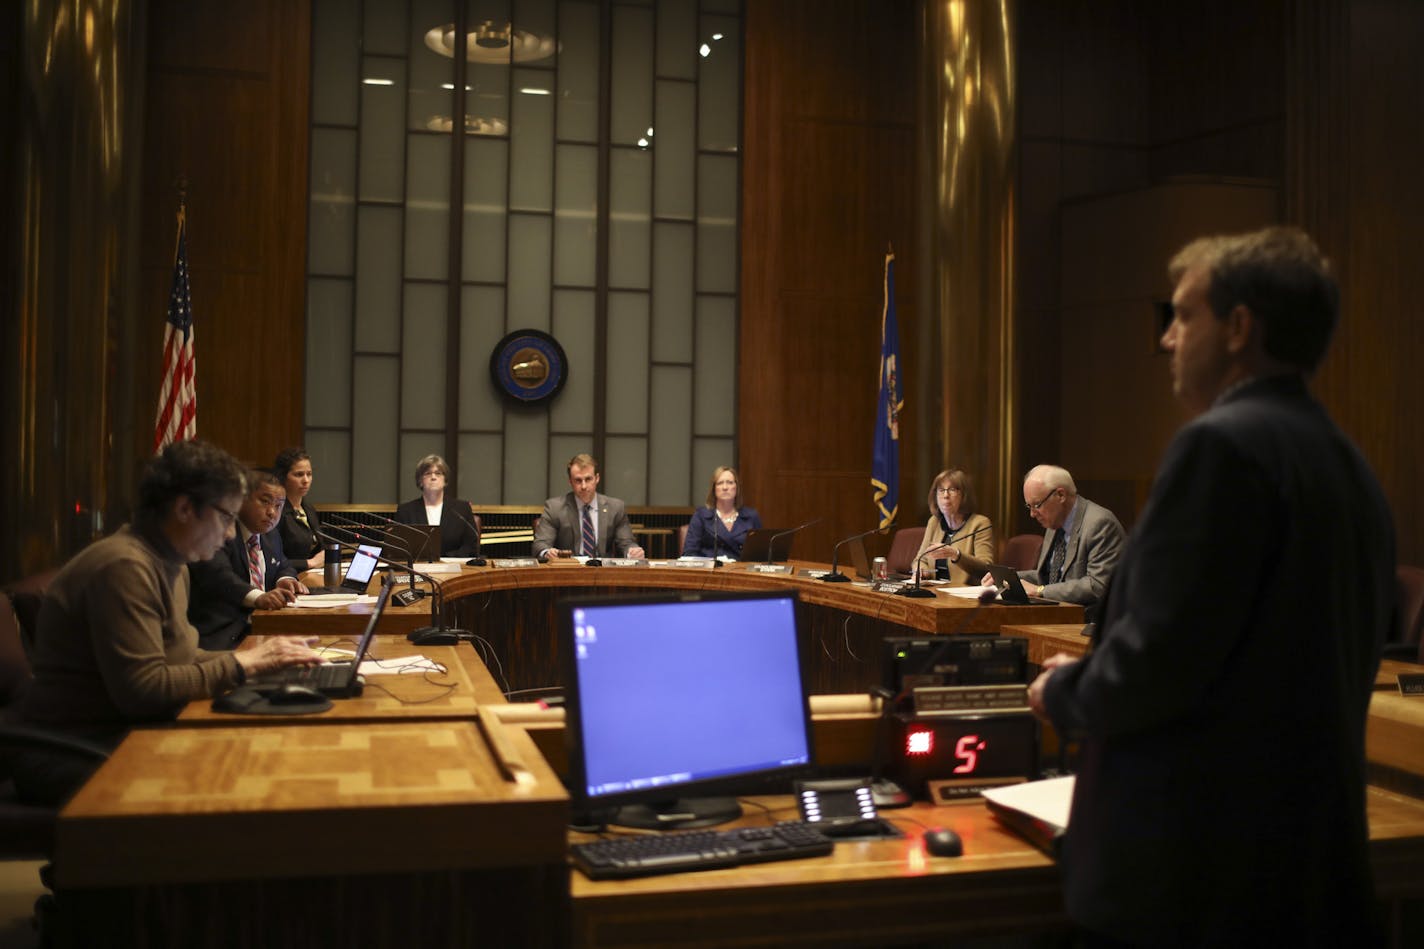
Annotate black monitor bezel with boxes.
[558,588,816,822]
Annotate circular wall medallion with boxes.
[490,329,568,404]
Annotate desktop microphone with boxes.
[766,518,822,565]
[896,543,950,598]
[316,526,470,643]
[867,587,999,806]
[325,512,425,601]
[821,522,893,583]
[456,502,487,567]
[316,526,431,609]
[710,513,723,567]
[894,524,992,598]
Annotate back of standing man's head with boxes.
[1168,226,1339,373]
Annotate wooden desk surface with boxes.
[175,641,506,725]
[569,788,1424,948]
[259,560,1084,637]
[55,718,568,888]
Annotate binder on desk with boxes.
[980,775,1073,859]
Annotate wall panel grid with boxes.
[304,0,742,509]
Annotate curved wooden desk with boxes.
[256,561,1084,695]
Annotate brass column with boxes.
[4,0,143,578]
[916,0,1017,534]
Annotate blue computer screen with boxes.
[565,593,811,805]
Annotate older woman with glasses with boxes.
[912,468,996,584]
[8,440,321,805]
[393,454,481,558]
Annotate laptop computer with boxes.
[252,576,394,697]
[303,542,381,596]
[737,527,792,563]
[385,522,441,562]
[986,563,1058,606]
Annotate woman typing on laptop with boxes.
[6,440,321,805]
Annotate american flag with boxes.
[153,209,197,452]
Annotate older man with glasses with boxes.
[988,464,1124,621]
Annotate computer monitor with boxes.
[559,590,815,831]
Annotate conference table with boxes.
[47,637,1424,947]
[257,559,1087,695]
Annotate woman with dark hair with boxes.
[9,440,320,804]
[682,466,762,560]
[912,468,996,584]
[393,454,480,558]
[274,446,323,571]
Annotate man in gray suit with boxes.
[534,453,646,561]
[1007,464,1125,620]
[1029,227,1392,944]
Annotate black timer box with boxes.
[888,711,1039,801]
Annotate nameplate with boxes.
[930,775,1028,802]
[1398,673,1424,696]
[650,559,715,569]
[601,558,645,567]
[493,558,540,568]
[913,684,1030,715]
[750,564,792,574]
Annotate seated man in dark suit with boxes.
[188,469,307,649]
[533,453,646,561]
[987,464,1125,621]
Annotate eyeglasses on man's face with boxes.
[211,503,241,527]
[1024,488,1058,513]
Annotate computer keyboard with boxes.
[570,821,835,880]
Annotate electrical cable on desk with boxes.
[842,613,861,662]
[465,635,510,694]
[504,686,563,705]
[361,671,459,704]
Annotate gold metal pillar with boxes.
[916,0,1018,535]
[4,0,142,579]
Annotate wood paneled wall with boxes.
[134,0,311,477]
[740,0,921,560]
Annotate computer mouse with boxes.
[923,827,963,857]
[266,683,326,705]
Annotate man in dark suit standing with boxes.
[1029,227,1394,945]
[533,453,646,561]
[188,469,307,650]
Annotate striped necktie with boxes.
[247,533,265,589]
[581,504,597,557]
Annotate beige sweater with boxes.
[17,525,243,736]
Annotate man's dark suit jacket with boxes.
[533,493,636,559]
[1042,374,1394,946]
[393,498,480,558]
[187,528,299,651]
[276,502,323,571]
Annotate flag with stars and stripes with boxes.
[153,207,197,452]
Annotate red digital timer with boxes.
[890,712,1038,800]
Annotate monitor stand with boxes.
[612,797,742,831]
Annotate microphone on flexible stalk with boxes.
[455,503,486,566]
[315,526,470,643]
[765,518,822,566]
[821,522,894,583]
[896,543,949,598]
[322,515,425,602]
[894,524,992,598]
